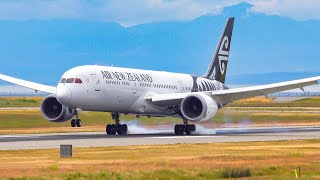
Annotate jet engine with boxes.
[40,94,73,122]
[180,93,218,122]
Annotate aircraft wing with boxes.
[147,76,320,106]
[0,73,56,94]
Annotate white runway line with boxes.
[149,136,225,139]
[0,135,26,138]
[0,132,105,138]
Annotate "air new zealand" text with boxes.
[101,71,153,83]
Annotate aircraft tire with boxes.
[116,124,128,135]
[76,119,82,127]
[122,124,128,135]
[174,124,184,135]
[71,119,76,127]
[185,125,192,135]
[110,124,117,135]
[185,124,196,135]
[191,124,196,132]
[117,125,122,135]
[106,124,112,135]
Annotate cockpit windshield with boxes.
[75,78,82,84]
[60,78,66,83]
[66,78,75,83]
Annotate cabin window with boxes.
[66,78,75,83]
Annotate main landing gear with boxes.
[174,119,196,135]
[71,109,82,127]
[170,106,196,135]
[106,113,128,135]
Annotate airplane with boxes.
[0,17,319,135]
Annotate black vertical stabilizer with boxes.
[203,17,234,83]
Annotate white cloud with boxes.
[0,0,319,26]
[248,0,320,20]
[101,0,242,26]
[0,0,240,26]
[247,0,280,15]
[0,0,235,24]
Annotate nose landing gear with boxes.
[106,113,128,135]
[71,118,82,127]
[71,109,82,127]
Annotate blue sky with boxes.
[0,0,320,84]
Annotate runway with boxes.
[0,126,319,150]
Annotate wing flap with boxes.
[0,74,56,94]
[146,93,189,106]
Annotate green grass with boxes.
[0,109,319,130]
[2,96,320,108]
[4,168,319,180]
[295,97,320,103]
[229,97,320,107]
[220,168,251,178]
[3,170,251,180]
[0,97,42,107]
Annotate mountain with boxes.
[0,2,320,85]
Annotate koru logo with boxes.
[218,36,229,75]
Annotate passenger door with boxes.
[178,80,185,93]
[91,74,101,92]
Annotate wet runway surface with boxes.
[0,126,319,150]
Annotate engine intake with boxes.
[41,94,73,122]
[180,93,218,122]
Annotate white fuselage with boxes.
[57,65,225,117]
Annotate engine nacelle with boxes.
[180,93,218,122]
[41,94,73,122]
